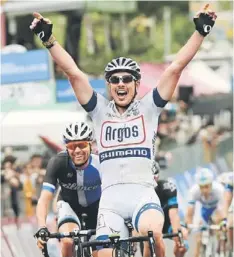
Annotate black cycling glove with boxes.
[34,227,50,241]
[193,13,215,37]
[32,19,53,42]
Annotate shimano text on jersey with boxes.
[99,147,151,163]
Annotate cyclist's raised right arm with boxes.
[30,12,93,105]
[48,43,93,105]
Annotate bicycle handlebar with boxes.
[48,229,96,239]
[187,224,220,230]
[81,231,181,248]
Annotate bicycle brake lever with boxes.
[178,229,184,247]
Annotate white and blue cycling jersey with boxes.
[224,172,233,193]
[82,89,167,191]
[187,181,225,223]
[43,151,101,208]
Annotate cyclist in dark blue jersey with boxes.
[35,121,101,257]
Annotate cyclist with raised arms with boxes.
[30,6,217,257]
[185,168,226,257]
[34,122,101,257]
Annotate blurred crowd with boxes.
[1,148,46,224]
[156,98,232,162]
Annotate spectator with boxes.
[2,146,17,167]
[199,125,219,163]
[1,161,22,226]
[29,154,46,197]
[21,164,37,218]
[30,154,43,172]
[174,100,194,145]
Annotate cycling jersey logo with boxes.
[37,31,45,40]
[67,172,73,178]
[99,147,151,163]
[203,24,212,33]
[163,181,176,192]
[100,115,146,148]
[60,182,100,191]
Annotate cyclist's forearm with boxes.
[173,31,204,71]
[185,206,194,225]
[169,208,181,232]
[36,198,50,228]
[49,42,85,79]
[223,191,233,215]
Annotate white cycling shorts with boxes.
[56,200,80,228]
[96,184,163,239]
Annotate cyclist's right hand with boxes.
[29,12,53,43]
[34,227,50,249]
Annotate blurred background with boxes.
[0,1,233,256]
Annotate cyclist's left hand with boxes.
[193,4,217,37]
[173,240,188,257]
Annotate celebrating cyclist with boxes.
[34,122,101,257]
[30,5,217,257]
[185,168,226,257]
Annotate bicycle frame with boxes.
[188,224,226,257]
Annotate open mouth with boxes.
[116,89,128,97]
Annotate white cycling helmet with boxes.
[195,168,214,186]
[104,57,141,81]
[63,121,93,143]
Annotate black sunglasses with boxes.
[109,75,136,84]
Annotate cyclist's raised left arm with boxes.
[156,5,217,101]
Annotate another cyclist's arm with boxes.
[224,184,233,216]
[169,208,181,233]
[185,187,197,226]
[165,181,181,233]
[36,156,59,228]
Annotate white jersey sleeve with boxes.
[140,88,168,116]
[187,185,200,205]
[81,91,109,119]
